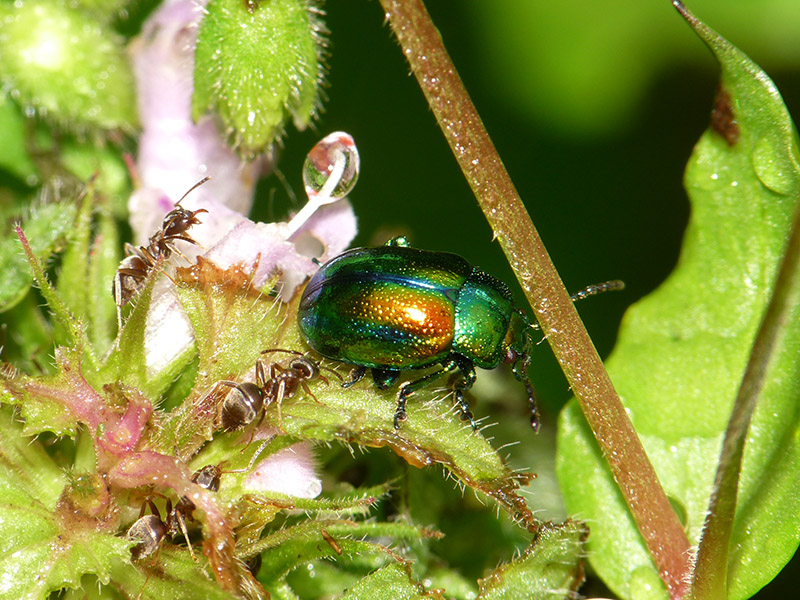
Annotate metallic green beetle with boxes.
[298,237,538,430]
[298,237,621,430]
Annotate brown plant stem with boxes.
[378,0,692,596]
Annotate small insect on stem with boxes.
[112,177,210,328]
[127,498,169,561]
[209,350,341,436]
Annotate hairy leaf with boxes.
[0,202,76,312]
[477,521,587,600]
[0,409,129,600]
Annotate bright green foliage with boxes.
[0,408,130,600]
[0,0,136,134]
[557,7,800,600]
[192,0,325,156]
[0,93,37,180]
[0,201,77,312]
[338,563,443,600]
[477,521,588,600]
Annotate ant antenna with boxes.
[175,176,211,207]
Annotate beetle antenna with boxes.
[570,279,624,302]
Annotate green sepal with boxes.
[0,201,77,312]
[192,0,325,156]
[54,185,121,356]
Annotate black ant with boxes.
[212,349,341,433]
[126,464,222,563]
[112,177,210,312]
[126,498,169,561]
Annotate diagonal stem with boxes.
[377,0,693,596]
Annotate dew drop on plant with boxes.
[751,136,795,195]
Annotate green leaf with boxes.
[192,0,325,155]
[0,93,37,181]
[476,521,587,600]
[0,0,137,134]
[556,7,800,600]
[338,563,444,600]
[107,548,235,600]
[0,409,129,600]
[0,201,77,312]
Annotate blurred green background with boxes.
[257,1,800,595]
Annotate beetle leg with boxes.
[371,368,401,389]
[512,357,539,433]
[452,357,477,429]
[342,366,367,388]
[393,361,461,429]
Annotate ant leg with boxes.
[173,511,197,563]
[300,380,324,404]
[227,438,272,475]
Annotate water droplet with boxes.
[752,137,796,195]
[629,566,668,600]
[287,132,360,238]
[302,131,359,200]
